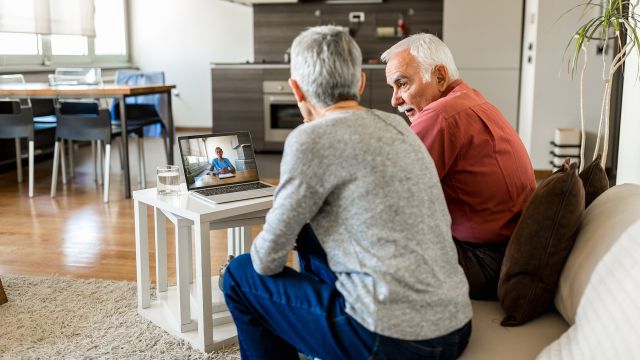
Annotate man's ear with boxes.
[434,65,450,92]
[358,71,367,96]
[289,78,305,103]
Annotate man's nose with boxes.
[390,89,403,107]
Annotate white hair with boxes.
[290,25,362,107]
[380,33,460,82]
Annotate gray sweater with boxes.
[250,108,472,340]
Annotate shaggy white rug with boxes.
[0,274,240,359]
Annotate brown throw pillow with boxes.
[579,154,609,207]
[498,159,585,326]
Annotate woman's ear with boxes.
[289,78,305,103]
[358,71,367,96]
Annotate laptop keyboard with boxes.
[197,182,272,196]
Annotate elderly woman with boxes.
[222,26,472,360]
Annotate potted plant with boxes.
[564,0,640,170]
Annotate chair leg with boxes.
[51,140,60,197]
[162,127,170,163]
[15,138,23,183]
[103,144,111,203]
[68,140,74,179]
[60,139,67,185]
[116,137,124,171]
[92,141,98,183]
[28,140,34,198]
[138,135,146,189]
[96,140,103,186]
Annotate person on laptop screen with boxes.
[208,147,236,178]
[221,25,472,360]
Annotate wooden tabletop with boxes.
[0,83,175,96]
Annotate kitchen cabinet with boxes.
[443,0,523,131]
[369,69,397,115]
[211,68,265,149]
[211,64,403,152]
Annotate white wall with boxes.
[617,6,640,184]
[128,0,253,128]
[519,0,610,169]
[443,0,523,130]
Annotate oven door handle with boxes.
[266,94,297,104]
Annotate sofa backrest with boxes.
[538,183,640,359]
[554,183,640,324]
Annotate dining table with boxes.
[0,83,176,198]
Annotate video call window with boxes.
[180,134,258,189]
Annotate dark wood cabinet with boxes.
[211,68,265,149]
[369,68,394,114]
[211,65,405,153]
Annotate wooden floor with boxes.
[0,139,279,283]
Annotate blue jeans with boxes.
[222,224,472,360]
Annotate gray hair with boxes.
[380,34,460,82]
[290,25,362,107]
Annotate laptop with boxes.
[178,131,275,204]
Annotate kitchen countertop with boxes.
[211,63,386,69]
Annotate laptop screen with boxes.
[178,132,260,190]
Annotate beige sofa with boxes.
[459,184,640,359]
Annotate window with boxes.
[0,33,40,55]
[94,0,127,56]
[0,0,128,66]
[51,35,88,56]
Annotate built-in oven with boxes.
[263,81,303,143]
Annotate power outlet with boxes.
[349,12,365,23]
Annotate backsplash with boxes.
[253,0,443,63]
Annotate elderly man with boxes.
[209,146,236,176]
[382,34,536,300]
[222,26,472,360]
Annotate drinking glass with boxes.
[157,165,181,195]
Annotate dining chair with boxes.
[51,67,107,182]
[110,70,170,188]
[0,74,36,197]
[49,68,113,203]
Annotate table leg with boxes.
[227,228,235,257]
[154,208,168,293]
[291,250,300,272]
[194,220,213,351]
[188,227,193,284]
[134,200,150,309]
[119,96,131,198]
[227,226,253,257]
[241,226,252,253]
[176,220,194,332]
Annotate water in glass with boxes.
[157,165,181,195]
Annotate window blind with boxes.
[0,0,95,37]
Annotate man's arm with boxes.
[224,159,236,174]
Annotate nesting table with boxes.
[133,187,273,352]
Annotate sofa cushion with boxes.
[554,184,640,325]
[578,154,609,207]
[458,300,568,360]
[498,160,584,326]
[538,217,640,359]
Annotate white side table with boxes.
[133,188,272,352]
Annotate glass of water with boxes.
[157,165,181,195]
